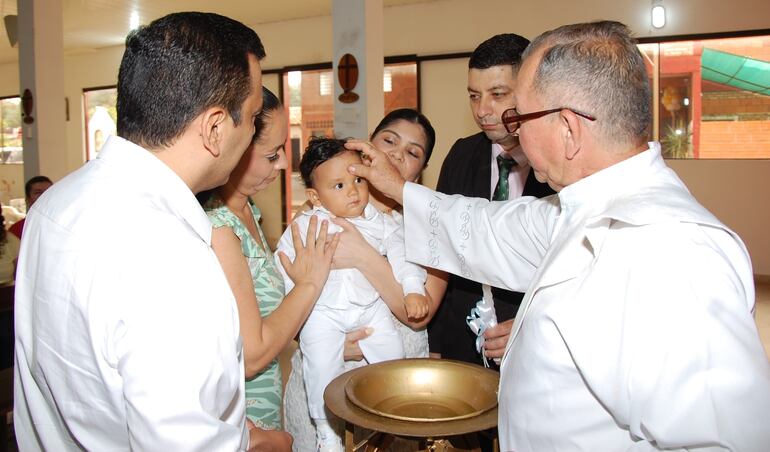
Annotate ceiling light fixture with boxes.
[651,2,666,29]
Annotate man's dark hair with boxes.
[300,137,351,188]
[468,33,530,70]
[117,12,266,149]
[25,176,53,198]
[370,108,436,168]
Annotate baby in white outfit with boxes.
[275,137,428,452]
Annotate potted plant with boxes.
[660,121,692,159]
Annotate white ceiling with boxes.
[0,0,437,65]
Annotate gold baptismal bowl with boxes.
[325,358,499,437]
[344,358,499,423]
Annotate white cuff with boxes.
[401,276,426,296]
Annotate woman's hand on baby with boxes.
[329,218,380,270]
[404,293,429,321]
[343,327,373,362]
[278,215,339,294]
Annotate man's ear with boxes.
[561,109,583,161]
[306,188,321,207]
[200,107,228,157]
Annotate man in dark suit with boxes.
[429,34,556,367]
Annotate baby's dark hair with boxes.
[299,137,355,188]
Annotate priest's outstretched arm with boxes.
[345,138,557,291]
[401,182,556,292]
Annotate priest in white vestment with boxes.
[345,20,770,452]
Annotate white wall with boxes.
[419,57,477,188]
[0,0,768,272]
[668,160,770,276]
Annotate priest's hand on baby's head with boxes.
[345,139,406,205]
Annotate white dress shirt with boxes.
[14,136,249,451]
[403,143,770,451]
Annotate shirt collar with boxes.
[492,143,529,166]
[306,202,380,221]
[556,141,733,238]
[98,136,213,245]
[558,142,663,211]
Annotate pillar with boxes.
[18,0,67,182]
[332,0,384,139]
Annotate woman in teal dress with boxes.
[202,87,337,430]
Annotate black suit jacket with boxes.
[428,132,555,367]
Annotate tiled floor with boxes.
[754,280,770,361]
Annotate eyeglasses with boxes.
[502,107,596,134]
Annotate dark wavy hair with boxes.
[117,12,266,148]
[300,137,351,188]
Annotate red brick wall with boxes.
[702,91,770,117]
[700,120,770,158]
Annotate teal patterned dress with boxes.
[205,195,286,430]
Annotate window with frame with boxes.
[0,96,22,164]
[639,33,770,159]
[83,87,118,161]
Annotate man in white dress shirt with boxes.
[348,20,770,451]
[14,12,332,451]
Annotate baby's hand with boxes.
[404,293,429,321]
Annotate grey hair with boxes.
[522,21,652,146]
